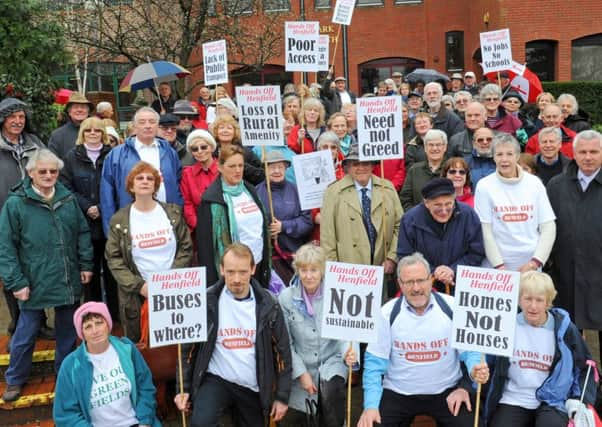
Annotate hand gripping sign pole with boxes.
[473,353,485,427]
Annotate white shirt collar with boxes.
[134,137,159,150]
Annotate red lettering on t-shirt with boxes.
[405,351,441,362]
[139,237,167,249]
[222,338,254,349]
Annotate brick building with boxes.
[215,0,602,95]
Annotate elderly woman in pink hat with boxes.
[53,302,160,427]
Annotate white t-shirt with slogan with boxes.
[130,204,176,282]
[231,191,264,264]
[367,294,462,395]
[88,344,138,427]
[474,172,556,270]
[207,287,259,392]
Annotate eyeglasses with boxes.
[447,169,466,175]
[504,99,521,104]
[190,145,210,152]
[476,137,493,143]
[484,97,500,102]
[159,126,178,132]
[134,175,155,181]
[426,142,445,148]
[456,99,469,104]
[37,169,58,175]
[83,128,102,133]
[399,277,431,287]
[320,144,339,150]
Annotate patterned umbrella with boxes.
[119,61,191,92]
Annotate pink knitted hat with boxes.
[73,302,113,340]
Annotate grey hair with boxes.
[538,127,562,143]
[317,131,340,148]
[96,101,112,113]
[573,130,602,151]
[557,93,578,115]
[492,133,521,157]
[384,78,397,92]
[479,83,502,100]
[282,94,300,108]
[397,252,431,277]
[133,107,160,123]
[424,129,448,146]
[423,82,443,96]
[454,91,473,102]
[441,95,455,109]
[466,101,487,115]
[25,148,64,172]
[293,243,326,277]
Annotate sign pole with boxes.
[330,25,342,71]
[262,146,276,220]
[178,344,187,427]
[473,353,485,427]
[346,341,353,427]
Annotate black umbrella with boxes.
[405,68,451,83]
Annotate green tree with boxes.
[0,0,70,140]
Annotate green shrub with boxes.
[542,81,602,127]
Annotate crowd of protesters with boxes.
[0,66,600,427]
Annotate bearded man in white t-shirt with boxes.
[357,252,490,427]
[174,243,291,426]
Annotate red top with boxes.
[180,160,219,230]
[372,158,407,192]
[287,124,322,154]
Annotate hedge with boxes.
[541,81,602,126]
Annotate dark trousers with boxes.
[85,238,119,321]
[190,374,264,427]
[490,403,568,427]
[379,387,474,427]
[2,281,49,335]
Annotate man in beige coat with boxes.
[320,146,403,282]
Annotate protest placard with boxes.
[321,262,383,344]
[292,150,336,210]
[480,29,512,74]
[357,95,404,161]
[332,0,355,25]
[317,35,330,71]
[148,267,207,348]
[236,85,283,146]
[202,40,228,86]
[285,21,320,72]
[451,265,519,357]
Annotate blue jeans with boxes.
[5,304,77,386]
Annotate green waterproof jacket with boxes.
[0,178,94,310]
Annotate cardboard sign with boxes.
[285,21,320,72]
[451,266,519,357]
[357,95,404,161]
[236,85,283,146]
[292,150,336,210]
[202,40,228,86]
[317,35,330,72]
[148,267,207,348]
[321,262,383,344]
[332,0,355,25]
[480,29,512,74]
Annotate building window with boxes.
[356,0,383,7]
[264,0,290,11]
[445,31,464,73]
[315,0,330,9]
[394,0,422,4]
[358,57,425,95]
[572,33,602,81]
[231,64,293,93]
[525,40,557,82]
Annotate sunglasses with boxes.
[190,145,210,152]
[179,115,196,120]
[134,175,155,181]
[484,97,500,102]
[447,169,467,175]
[37,169,58,175]
[83,128,102,133]
[159,126,178,132]
[476,137,493,142]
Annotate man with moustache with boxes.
[464,127,497,190]
[421,82,464,140]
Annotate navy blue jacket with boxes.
[396,201,485,276]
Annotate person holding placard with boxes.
[196,145,271,286]
[287,97,327,154]
[278,244,357,427]
[357,253,489,427]
[321,74,357,116]
[174,243,291,426]
[484,271,597,427]
[474,134,556,272]
[53,302,161,427]
[105,161,193,342]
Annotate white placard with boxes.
[317,35,330,72]
[285,21,320,72]
[291,150,336,210]
[451,266,519,357]
[321,262,383,344]
[236,85,283,146]
[357,95,404,161]
[479,29,512,74]
[202,40,228,86]
[332,0,355,25]
[148,267,207,348]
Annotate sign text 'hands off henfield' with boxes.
[451,266,519,357]
[236,85,283,147]
[357,96,404,161]
[148,267,207,348]
[321,262,383,344]
[285,21,320,72]
[202,40,228,86]
[479,29,512,74]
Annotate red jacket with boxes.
[180,161,219,229]
[287,125,326,154]
[525,124,576,159]
[372,158,406,192]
